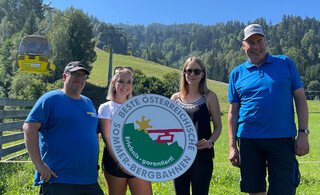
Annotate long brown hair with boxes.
[179,57,209,98]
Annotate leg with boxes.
[104,172,128,195]
[102,147,132,195]
[39,183,74,195]
[40,183,80,195]
[39,183,104,195]
[239,139,267,194]
[82,183,104,195]
[266,138,297,195]
[128,177,153,195]
[190,157,213,195]
[174,170,191,195]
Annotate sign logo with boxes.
[110,94,198,182]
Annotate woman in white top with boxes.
[98,67,152,195]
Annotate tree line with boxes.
[92,16,320,99]
[1,0,320,100]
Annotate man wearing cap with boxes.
[23,61,104,194]
[228,24,309,195]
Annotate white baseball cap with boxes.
[243,24,265,40]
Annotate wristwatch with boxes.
[207,140,214,145]
[298,128,310,135]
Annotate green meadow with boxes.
[0,50,319,194]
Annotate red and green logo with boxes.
[111,94,198,182]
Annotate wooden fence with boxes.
[305,90,320,100]
[0,98,35,161]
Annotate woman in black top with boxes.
[171,57,222,195]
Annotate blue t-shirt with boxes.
[25,90,99,185]
[228,54,303,138]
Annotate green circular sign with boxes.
[111,94,198,182]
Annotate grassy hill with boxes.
[84,48,229,112]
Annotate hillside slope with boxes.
[83,49,229,112]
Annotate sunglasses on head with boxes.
[184,68,203,76]
[114,66,133,74]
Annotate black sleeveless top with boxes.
[175,96,214,159]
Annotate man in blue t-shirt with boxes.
[228,24,309,195]
[23,61,104,195]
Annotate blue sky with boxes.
[45,0,320,25]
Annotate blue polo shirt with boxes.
[228,54,303,138]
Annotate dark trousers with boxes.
[239,138,299,195]
[39,182,104,195]
[174,156,213,195]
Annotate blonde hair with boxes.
[179,57,209,98]
[107,68,133,101]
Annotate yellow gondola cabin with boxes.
[17,35,55,75]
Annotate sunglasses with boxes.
[68,72,88,79]
[184,68,203,76]
[114,66,133,74]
